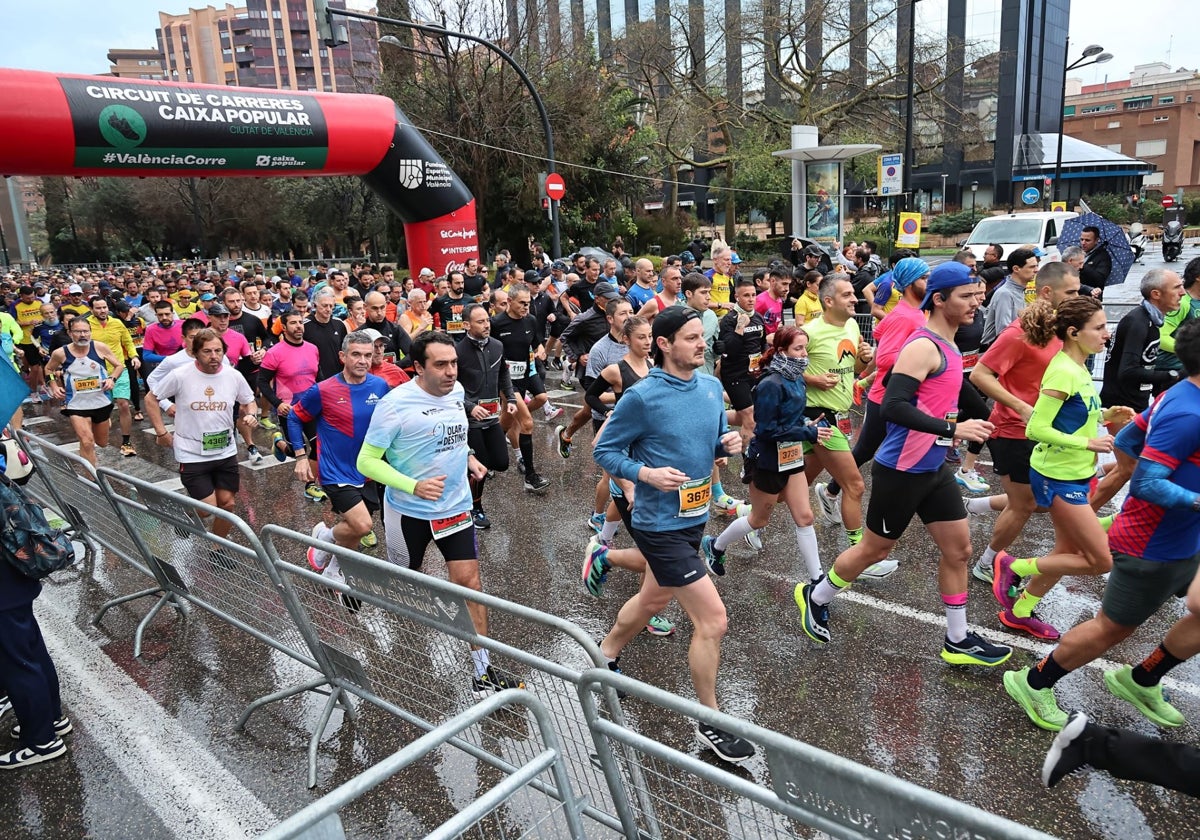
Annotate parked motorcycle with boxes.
[1162,219,1184,262]
[1128,222,1148,263]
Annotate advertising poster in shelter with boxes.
[805,161,841,244]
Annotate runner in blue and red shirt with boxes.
[287,330,390,593]
[1003,316,1200,733]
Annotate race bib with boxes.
[74,376,100,392]
[203,428,232,452]
[961,351,979,372]
[777,440,804,472]
[836,412,853,441]
[506,359,527,379]
[936,411,959,447]
[677,476,712,518]
[431,511,473,539]
[748,353,762,374]
[477,399,500,418]
[447,316,465,334]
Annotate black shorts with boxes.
[467,423,509,472]
[324,482,381,517]
[18,343,41,368]
[383,505,477,572]
[629,522,707,588]
[721,376,755,412]
[179,455,240,500]
[866,462,964,541]
[1102,552,1200,627]
[612,492,634,531]
[514,374,546,398]
[989,437,1036,484]
[549,317,567,338]
[62,404,114,424]
[742,458,796,496]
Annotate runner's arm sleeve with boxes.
[258,366,281,407]
[584,371,612,415]
[1025,391,1088,449]
[881,373,959,436]
[356,443,418,495]
[142,349,166,363]
[1130,459,1200,509]
[958,376,990,421]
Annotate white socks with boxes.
[795,524,821,581]
[714,516,755,552]
[599,518,620,542]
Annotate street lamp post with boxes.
[940,172,948,213]
[1054,40,1112,204]
[321,3,563,259]
[971,181,978,225]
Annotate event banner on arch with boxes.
[59,78,329,172]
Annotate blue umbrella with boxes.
[1058,212,1135,286]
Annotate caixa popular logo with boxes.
[397,159,424,189]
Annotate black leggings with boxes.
[1073,720,1199,796]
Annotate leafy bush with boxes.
[925,210,978,236]
[634,212,690,256]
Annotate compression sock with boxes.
[599,518,620,543]
[1132,643,1186,687]
[845,527,863,546]
[1010,556,1040,577]
[965,497,994,515]
[1012,590,1042,618]
[812,567,850,605]
[1026,652,1070,690]
[794,524,821,581]
[123,434,131,445]
[979,546,998,568]
[714,516,754,552]
[826,479,842,497]
[942,592,968,643]
[712,481,726,499]
[519,433,534,472]
[470,648,491,678]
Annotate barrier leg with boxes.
[308,685,346,789]
[236,675,336,731]
[93,585,167,625]
[131,592,182,658]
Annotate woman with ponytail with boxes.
[700,325,832,581]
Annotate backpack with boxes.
[0,473,75,579]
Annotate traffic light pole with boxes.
[318,3,561,259]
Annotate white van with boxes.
[962,211,1078,264]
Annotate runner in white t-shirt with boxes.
[144,328,257,543]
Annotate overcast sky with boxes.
[2,0,1195,81]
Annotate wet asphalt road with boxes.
[2,251,1200,839]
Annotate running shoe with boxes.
[359,531,378,549]
[735,503,752,517]
[793,581,830,644]
[272,431,288,462]
[304,483,328,503]
[472,666,526,699]
[644,615,675,636]
[940,632,1012,667]
[998,609,1060,640]
[605,656,628,699]
[744,529,762,551]
[248,444,263,464]
[120,443,136,457]
[992,551,1020,611]
[259,416,278,431]
[712,493,743,515]
[695,723,756,764]
[0,738,66,770]
[812,482,842,525]
[1004,667,1068,731]
[514,454,525,474]
[944,446,962,465]
[587,512,605,534]
[473,508,492,530]
[524,472,550,493]
[559,377,575,391]
[543,405,564,421]
[307,522,332,572]
[1042,711,1089,787]
[954,468,988,493]
[555,425,571,459]
[1103,665,1185,727]
[859,559,898,579]
[10,716,72,740]
[582,539,610,598]
[971,557,994,584]
[700,535,726,577]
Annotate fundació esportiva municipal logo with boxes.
[397,159,424,189]
[98,104,147,150]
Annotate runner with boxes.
[43,317,121,467]
[794,261,1013,667]
[556,289,627,459]
[803,275,874,550]
[362,329,409,387]
[719,278,767,446]
[490,287,551,492]
[593,306,754,764]
[258,311,324,503]
[356,331,524,697]
[204,301,261,463]
[1004,318,1200,731]
[753,266,790,339]
[636,265,683,321]
[144,328,258,543]
[10,285,45,403]
[990,296,1135,640]
[792,269,824,326]
[289,332,390,579]
[702,325,831,579]
[87,296,140,458]
[429,271,470,341]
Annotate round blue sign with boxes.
[1021,187,1040,205]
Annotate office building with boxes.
[107,48,167,80]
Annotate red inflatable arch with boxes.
[0,69,478,274]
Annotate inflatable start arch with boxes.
[0,69,478,273]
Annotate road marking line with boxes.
[36,598,278,839]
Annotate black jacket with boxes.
[1081,246,1113,291]
[560,307,610,362]
[456,335,515,428]
[1100,304,1178,411]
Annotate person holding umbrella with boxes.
[1080,226,1112,297]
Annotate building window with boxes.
[1160,96,1175,105]
[1144,172,1165,187]
[272,10,281,18]
[1136,139,1168,157]
[1154,114,1170,122]
[1124,96,1152,110]
[1082,103,1116,114]
[1107,121,1120,129]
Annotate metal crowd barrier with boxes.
[578,669,1057,840]
[259,690,587,840]
[261,525,652,828]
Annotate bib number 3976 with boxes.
[677,477,712,518]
